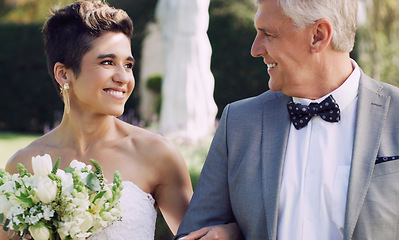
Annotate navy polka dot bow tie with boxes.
[287,95,340,130]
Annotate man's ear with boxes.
[54,62,71,86]
[310,19,333,53]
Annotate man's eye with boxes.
[265,32,273,38]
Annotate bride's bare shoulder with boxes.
[5,133,52,174]
[127,125,172,151]
[119,122,181,162]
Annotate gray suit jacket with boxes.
[176,71,399,240]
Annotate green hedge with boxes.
[0,23,61,132]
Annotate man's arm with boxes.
[178,223,243,240]
[175,105,238,239]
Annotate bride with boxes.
[0,1,240,239]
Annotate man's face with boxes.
[251,0,315,97]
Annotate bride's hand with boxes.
[0,230,31,240]
[181,222,243,240]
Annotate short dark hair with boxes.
[42,0,133,82]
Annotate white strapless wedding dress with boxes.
[88,181,157,240]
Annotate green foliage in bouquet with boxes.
[0,155,123,240]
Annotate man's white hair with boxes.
[254,0,357,52]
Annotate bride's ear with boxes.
[54,62,71,86]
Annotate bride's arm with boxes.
[0,217,31,240]
[152,139,193,235]
[0,226,13,240]
[1,148,35,240]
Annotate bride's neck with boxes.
[56,112,118,155]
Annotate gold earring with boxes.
[61,82,70,114]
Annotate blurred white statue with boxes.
[139,22,164,122]
[156,0,218,142]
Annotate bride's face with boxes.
[69,31,135,117]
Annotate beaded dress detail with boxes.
[88,181,157,240]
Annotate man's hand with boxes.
[180,223,243,240]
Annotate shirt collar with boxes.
[293,59,360,111]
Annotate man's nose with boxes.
[250,34,266,58]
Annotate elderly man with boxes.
[176,0,399,239]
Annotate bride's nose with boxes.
[113,65,132,84]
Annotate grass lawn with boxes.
[0,132,41,168]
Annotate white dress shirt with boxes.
[278,60,361,240]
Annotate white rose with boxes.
[32,154,53,177]
[1,179,16,193]
[36,177,57,204]
[56,169,73,192]
[80,172,89,183]
[9,195,22,206]
[70,160,86,171]
[79,211,94,233]
[0,194,12,215]
[29,226,50,240]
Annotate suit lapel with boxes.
[344,73,391,240]
[261,93,291,240]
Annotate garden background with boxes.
[0,0,398,239]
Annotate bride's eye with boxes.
[125,62,134,69]
[101,60,113,66]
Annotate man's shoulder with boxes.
[358,73,399,118]
[220,90,289,125]
[229,90,288,110]
[360,72,399,96]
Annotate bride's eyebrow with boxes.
[127,56,135,62]
[97,54,135,62]
[97,54,116,59]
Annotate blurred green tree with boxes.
[0,0,75,23]
[0,0,12,18]
[357,0,399,86]
[209,0,269,117]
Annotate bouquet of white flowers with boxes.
[0,154,123,240]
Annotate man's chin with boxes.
[268,80,282,92]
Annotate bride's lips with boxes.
[103,88,126,99]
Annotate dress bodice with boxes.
[88,181,157,240]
